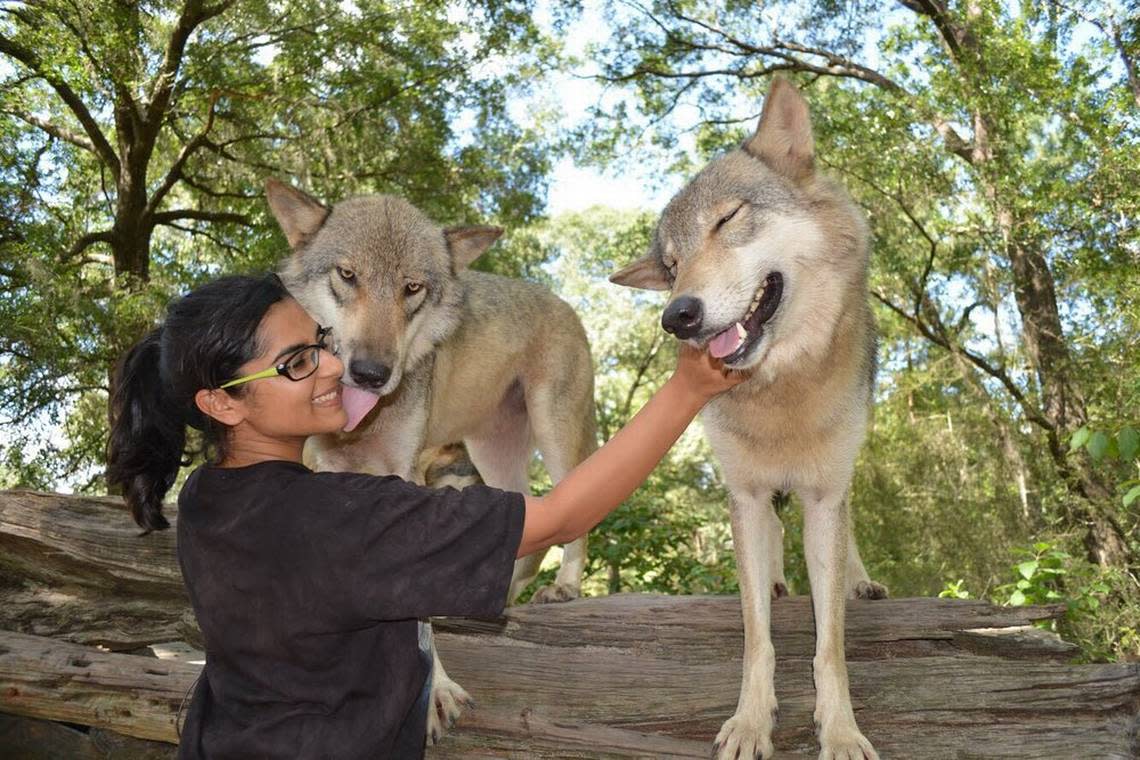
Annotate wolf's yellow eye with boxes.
[336,266,355,282]
[405,281,424,296]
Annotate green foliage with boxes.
[995,542,1072,607]
[0,0,563,488]
[1070,424,1140,508]
[952,539,1140,663]
[938,579,971,600]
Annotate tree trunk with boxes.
[1003,226,1132,568]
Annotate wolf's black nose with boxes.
[662,296,703,338]
[350,359,392,389]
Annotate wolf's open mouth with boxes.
[707,272,783,364]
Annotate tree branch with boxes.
[2,109,96,154]
[607,3,982,166]
[0,32,121,178]
[145,0,236,134]
[872,290,1053,432]
[152,209,251,226]
[66,230,114,260]
[1050,1,1140,108]
[663,2,906,92]
[897,0,967,64]
[820,156,942,314]
[145,92,220,217]
[160,221,244,256]
[179,173,261,200]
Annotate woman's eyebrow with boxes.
[270,323,321,362]
[271,341,309,362]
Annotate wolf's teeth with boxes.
[735,322,746,341]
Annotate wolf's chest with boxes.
[701,381,868,488]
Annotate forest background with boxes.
[1,0,1137,661]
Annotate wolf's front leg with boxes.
[715,490,779,760]
[803,489,878,760]
[425,636,473,745]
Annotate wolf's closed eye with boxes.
[715,203,745,231]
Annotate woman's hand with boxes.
[518,342,750,557]
[669,343,750,404]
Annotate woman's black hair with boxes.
[107,273,290,532]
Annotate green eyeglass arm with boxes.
[218,366,283,389]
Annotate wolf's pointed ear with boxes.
[265,178,330,250]
[610,252,671,291]
[744,77,814,182]
[444,225,502,269]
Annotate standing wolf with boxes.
[611,78,885,759]
[265,181,598,743]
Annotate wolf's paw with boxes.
[851,580,888,600]
[816,725,878,760]
[529,582,580,604]
[771,581,789,600]
[425,676,474,745]
[712,709,777,760]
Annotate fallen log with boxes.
[0,490,188,650]
[2,592,1138,757]
[0,489,1079,659]
[2,489,1139,757]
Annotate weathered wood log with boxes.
[3,593,1139,757]
[0,488,1079,660]
[0,629,196,743]
[0,490,188,650]
[0,713,177,760]
[2,489,1138,757]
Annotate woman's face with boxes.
[229,298,347,439]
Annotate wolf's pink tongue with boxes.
[708,323,745,359]
[340,385,381,432]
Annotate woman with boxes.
[107,273,745,759]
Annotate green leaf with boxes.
[1017,560,1039,580]
[1069,426,1090,451]
[1087,431,1110,461]
[1124,484,1140,508]
[1118,427,1139,461]
[1009,590,1026,606]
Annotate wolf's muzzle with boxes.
[662,296,703,339]
[349,358,392,389]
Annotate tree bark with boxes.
[2,595,1138,757]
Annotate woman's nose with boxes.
[321,347,345,378]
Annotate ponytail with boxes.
[105,273,290,532]
[107,327,184,533]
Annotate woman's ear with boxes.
[194,388,247,427]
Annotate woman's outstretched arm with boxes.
[517,346,747,558]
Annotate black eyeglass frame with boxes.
[218,326,336,389]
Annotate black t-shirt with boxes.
[175,460,525,759]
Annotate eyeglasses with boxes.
[219,326,336,390]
